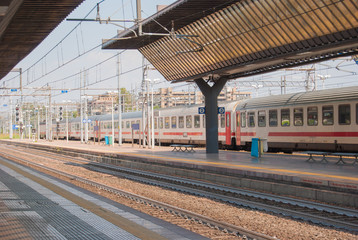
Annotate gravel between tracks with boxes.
[4,147,358,240]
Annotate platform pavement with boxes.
[3,139,358,192]
[0,152,208,240]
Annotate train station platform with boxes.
[0,152,207,240]
[1,139,358,208]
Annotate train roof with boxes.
[154,101,240,115]
[68,111,142,123]
[66,101,241,124]
[236,86,358,110]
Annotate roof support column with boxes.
[195,77,228,153]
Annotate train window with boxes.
[357,104,358,124]
[281,109,290,126]
[269,110,277,127]
[226,114,230,127]
[186,116,192,128]
[248,112,255,127]
[258,111,266,127]
[294,108,303,126]
[165,117,170,129]
[159,117,163,129]
[241,112,246,128]
[171,116,177,128]
[203,115,205,128]
[154,118,158,129]
[307,107,318,126]
[121,121,124,129]
[194,115,200,128]
[126,121,130,128]
[339,104,351,125]
[220,114,225,128]
[179,116,184,128]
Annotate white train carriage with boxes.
[44,86,358,152]
[49,101,238,146]
[151,101,239,146]
[235,86,358,152]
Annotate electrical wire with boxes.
[3,0,106,86]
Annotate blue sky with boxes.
[1,0,358,108]
[2,0,177,106]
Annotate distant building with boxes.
[85,88,251,115]
[141,87,251,109]
[87,92,118,115]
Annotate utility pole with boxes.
[45,106,48,140]
[28,111,31,140]
[111,95,114,147]
[147,79,151,148]
[37,107,40,141]
[84,71,89,144]
[118,55,122,146]
[84,95,88,143]
[80,70,84,143]
[136,0,142,36]
[9,97,13,139]
[151,82,154,149]
[66,104,68,142]
[141,56,147,148]
[49,87,52,141]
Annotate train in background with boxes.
[40,86,358,152]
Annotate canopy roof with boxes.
[0,0,84,80]
[103,0,358,83]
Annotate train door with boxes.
[98,121,101,141]
[225,112,231,145]
[94,120,99,140]
[236,112,241,146]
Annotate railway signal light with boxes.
[59,107,63,121]
[15,105,19,122]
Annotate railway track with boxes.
[3,144,358,233]
[0,145,275,240]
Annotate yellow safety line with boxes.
[0,156,167,240]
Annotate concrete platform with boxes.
[1,139,358,207]
[0,155,208,240]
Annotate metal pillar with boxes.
[9,98,13,139]
[194,78,228,154]
[118,55,122,146]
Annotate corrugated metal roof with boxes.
[0,0,84,80]
[102,0,236,50]
[103,0,358,83]
[236,86,358,110]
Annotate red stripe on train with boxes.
[268,132,358,137]
[163,132,203,136]
[240,132,256,136]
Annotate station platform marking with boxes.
[0,157,168,240]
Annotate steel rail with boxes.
[86,162,358,232]
[5,145,358,232]
[0,152,275,240]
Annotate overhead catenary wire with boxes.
[2,0,107,86]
